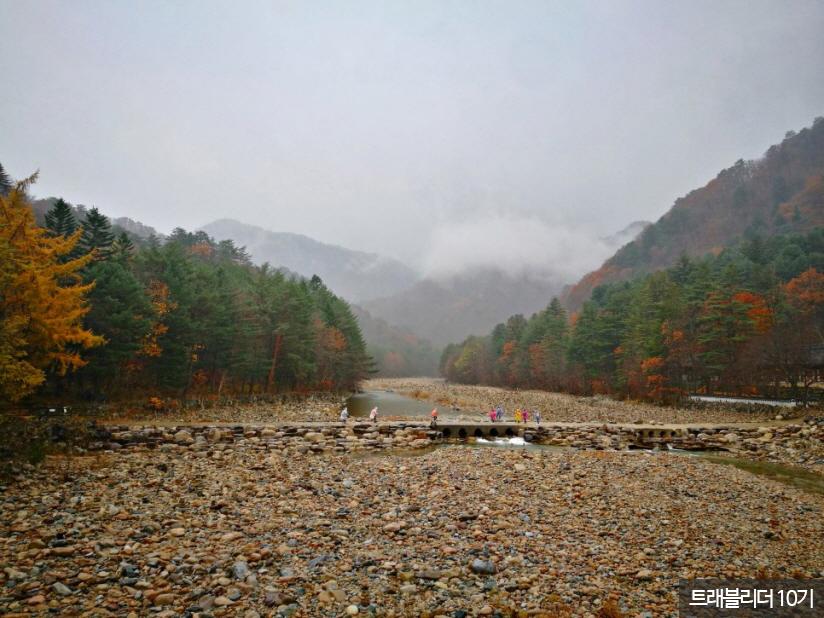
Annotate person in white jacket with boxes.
[369,406,378,423]
[339,407,349,422]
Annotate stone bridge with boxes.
[431,421,688,446]
[437,422,524,439]
[92,418,815,457]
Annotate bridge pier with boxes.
[439,423,525,440]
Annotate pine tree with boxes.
[79,207,115,259]
[44,198,78,238]
[0,162,12,196]
[542,298,569,390]
[77,260,153,393]
[111,231,135,262]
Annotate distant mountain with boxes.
[110,216,159,239]
[362,268,563,346]
[563,117,824,310]
[351,306,440,377]
[200,218,418,302]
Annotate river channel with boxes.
[347,390,824,495]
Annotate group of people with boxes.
[340,405,379,423]
[338,403,541,425]
[488,405,541,424]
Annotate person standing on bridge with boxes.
[496,406,503,422]
[488,408,496,423]
[534,409,541,425]
[522,409,529,423]
[514,409,522,423]
[430,408,439,428]
[369,406,378,423]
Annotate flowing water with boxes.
[346,390,464,419]
[677,450,824,495]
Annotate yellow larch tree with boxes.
[0,174,103,402]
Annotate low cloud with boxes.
[421,214,615,283]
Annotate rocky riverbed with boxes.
[90,417,824,474]
[367,378,806,425]
[102,394,346,425]
[2,442,823,617]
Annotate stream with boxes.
[346,390,462,419]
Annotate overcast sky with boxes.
[2,0,823,276]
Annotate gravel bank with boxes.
[102,394,346,425]
[1,443,822,617]
[366,378,801,425]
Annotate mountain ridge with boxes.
[562,117,824,310]
[200,218,419,303]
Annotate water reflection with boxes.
[346,390,465,419]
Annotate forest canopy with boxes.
[0,175,371,406]
[441,230,824,404]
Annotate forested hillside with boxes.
[564,117,824,309]
[29,197,160,242]
[442,231,823,403]
[0,173,370,406]
[201,218,418,303]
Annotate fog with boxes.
[423,214,613,281]
[2,0,823,279]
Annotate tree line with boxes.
[441,230,824,404]
[1,171,371,406]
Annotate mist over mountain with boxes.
[420,215,631,282]
[361,218,651,347]
[350,305,440,377]
[362,267,564,347]
[600,221,651,250]
[200,218,419,303]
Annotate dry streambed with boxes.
[102,394,346,425]
[1,442,822,617]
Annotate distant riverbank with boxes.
[365,377,805,425]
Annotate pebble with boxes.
[233,561,250,580]
[52,582,72,595]
[471,559,497,575]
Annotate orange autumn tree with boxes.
[785,267,824,323]
[0,175,103,401]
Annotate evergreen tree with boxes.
[0,162,13,196]
[79,207,115,259]
[76,260,153,394]
[111,231,135,263]
[44,198,78,238]
[542,298,569,390]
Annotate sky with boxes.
[2,0,824,278]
